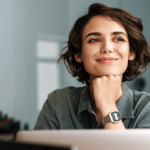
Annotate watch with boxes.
[101,111,122,125]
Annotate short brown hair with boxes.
[57,3,150,85]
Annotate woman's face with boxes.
[75,15,135,81]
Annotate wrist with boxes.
[97,103,118,118]
[101,110,122,126]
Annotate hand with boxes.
[92,75,122,115]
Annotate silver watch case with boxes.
[102,111,122,125]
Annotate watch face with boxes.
[111,112,121,121]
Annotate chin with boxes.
[94,72,122,77]
[98,72,117,76]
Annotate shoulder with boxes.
[129,90,150,128]
[132,90,150,103]
[47,86,85,99]
[47,86,85,108]
[132,90,150,116]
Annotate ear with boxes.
[128,51,136,61]
[74,54,83,63]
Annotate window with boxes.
[36,34,67,111]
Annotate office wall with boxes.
[13,0,69,129]
[0,0,14,118]
[0,0,69,129]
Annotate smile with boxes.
[96,59,117,64]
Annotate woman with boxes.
[34,3,150,129]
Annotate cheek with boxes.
[118,48,130,72]
[117,43,130,59]
[82,46,95,60]
[82,44,98,58]
[81,47,95,73]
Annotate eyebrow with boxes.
[84,31,127,40]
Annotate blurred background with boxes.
[0,0,150,130]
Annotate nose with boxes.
[100,40,113,54]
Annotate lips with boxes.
[96,57,118,64]
[96,57,118,61]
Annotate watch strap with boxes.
[101,114,111,125]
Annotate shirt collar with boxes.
[77,82,134,120]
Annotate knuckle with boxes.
[116,75,120,80]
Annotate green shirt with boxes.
[34,82,150,129]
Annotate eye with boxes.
[88,39,100,43]
[114,38,124,42]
